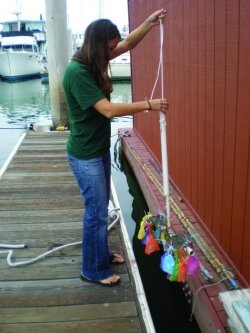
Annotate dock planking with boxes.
[0,131,145,333]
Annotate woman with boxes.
[63,9,168,287]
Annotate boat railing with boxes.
[1,31,34,38]
[1,45,37,53]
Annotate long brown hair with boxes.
[73,19,121,98]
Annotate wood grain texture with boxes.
[0,131,143,333]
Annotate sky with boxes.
[0,0,129,33]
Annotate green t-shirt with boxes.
[62,60,111,159]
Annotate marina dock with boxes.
[0,130,151,333]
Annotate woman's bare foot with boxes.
[80,274,120,287]
[110,253,125,265]
[100,274,120,286]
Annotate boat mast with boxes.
[99,0,104,18]
[13,0,22,31]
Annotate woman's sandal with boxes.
[110,253,125,265]
[80,274,120,287]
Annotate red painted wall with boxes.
[128,0,250,283]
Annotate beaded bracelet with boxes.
[146,99,152,111]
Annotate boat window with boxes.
[2,45,14,51]
[2,45,34,52]
[14,45,24,51]
[22,45,33,52]
[20,23,26,31]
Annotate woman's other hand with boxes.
[147,9,167,27]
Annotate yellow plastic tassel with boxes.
[160,230,167,242]
[138,220,146,240]
[138,213,153,240]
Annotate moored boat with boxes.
[0,3,46,82]
[109,51,131,81]
[0,32,42,81]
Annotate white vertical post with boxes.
[159,20,170,227]
[45,0,69,127]
[159,113,170,226]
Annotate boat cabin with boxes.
[0,20,46,54]
[0,35,39,54]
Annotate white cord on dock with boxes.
[0,205,120,267]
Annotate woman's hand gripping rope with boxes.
[146,98,169,113]
[147,9,167,28]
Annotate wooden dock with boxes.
[0,131,151,333]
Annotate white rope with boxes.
[0,206,121,267]
[0,244,27,249]
[150,19,164,100]
[189,277,228,322]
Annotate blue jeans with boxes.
[67,150,113,280]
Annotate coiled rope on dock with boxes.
[0,205,120,267]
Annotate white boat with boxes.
[0,1,46,81]
[0,33,42,81]
[109,25,131,81]
[109,51,131,81]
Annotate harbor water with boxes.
[0,78,200,333]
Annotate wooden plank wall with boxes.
[128,0,250,283]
